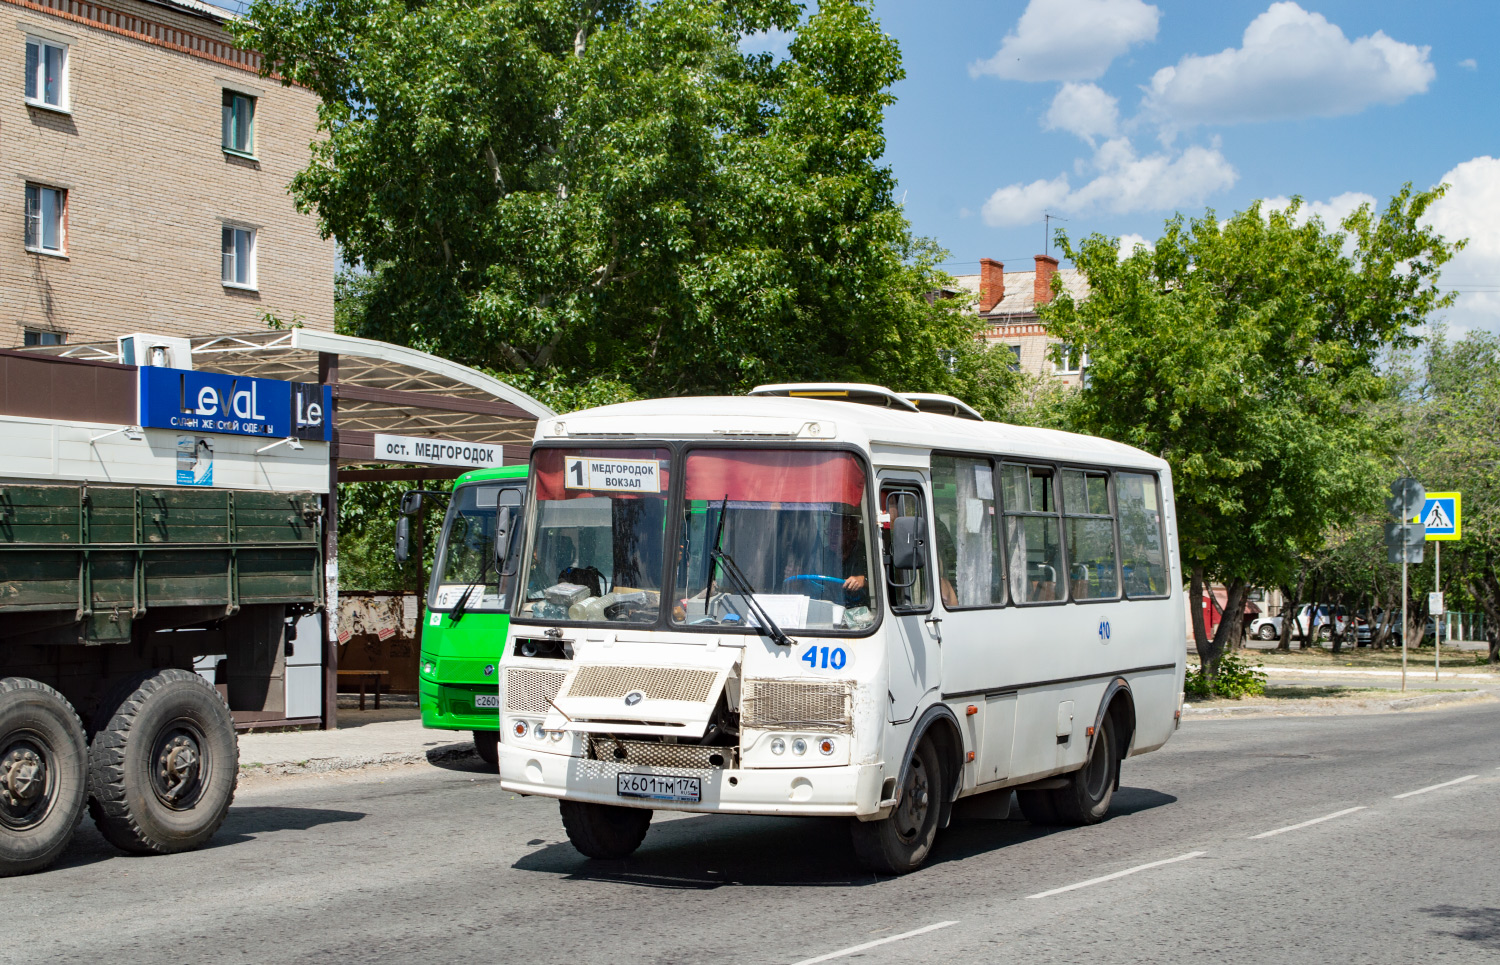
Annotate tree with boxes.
[237,0,974,401]
[1045,189,1461,677]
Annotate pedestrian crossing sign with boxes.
[1416,492,1460,540]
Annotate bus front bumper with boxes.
[498,744,887,818]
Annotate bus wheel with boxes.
[850,736,941,875]
[472,730,498,769]
[559,800,652,859]
[1050,715,1117,825]
[0,678,88,877]
[88,670,238,855]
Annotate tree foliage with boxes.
[1044,189,1461,674]
[238,0,975,400]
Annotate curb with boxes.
[239,740,481,777]
[1183,688,1498,719]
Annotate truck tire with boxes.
[1049,715,1118,825]
[473,730,499,769]
[559,800,652,859]
[88,669,238,855]
[0,678,88,877]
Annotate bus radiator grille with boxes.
[741,680,853,733]
[586,736,738,770]
[566,666,718,703]
[506,668,567,714]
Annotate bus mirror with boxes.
[399,491,423,516]
[394,516,412,562]
[494,506,517,573]
[890,515,928,571]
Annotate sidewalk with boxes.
[238,702,480,775]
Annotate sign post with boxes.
[1386,478,1426,692]
[1420,492,1461,681]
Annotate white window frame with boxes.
[221,88,257,158]
[1006,343,1022,372]
[24,182,67,255]
[24,35,69,112]
[1056,343,1088,375]
[221,224,257,290]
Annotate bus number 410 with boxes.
[802,646,847,671]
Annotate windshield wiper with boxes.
[449,544,492,626]
[705,496,793,648]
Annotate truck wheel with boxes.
[88,669,238,855]
[850,736,942,875]
[473,730,498,769]
[0,678,88,877]
[1050,716,1118,825]
[559,800,652,859]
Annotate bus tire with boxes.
[472,730,498,769]
[850,736,941,875]
[0,678,89,877]
[88,669,238,855]
[1050,715,1117,825]
[559,800,652,859]
[1015,788,1061,826]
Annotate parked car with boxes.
[1250,605,1348,642]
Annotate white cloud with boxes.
[1144,2,1434,128]
[1261,191,1378,229]
[970,0,1159,82]
[1425,156,1500,335]
[1459,58,1477,70]
[740,28,791,58]
[1117,233,1154,258]
[1044,82,1119,143]
[981,137,1237,226]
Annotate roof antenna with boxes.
[1044,212,1067,257]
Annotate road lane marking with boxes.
[789,921,959,965]
[1394,775,1477,799]
[1026,851,1206,900]
[1249,806,1366,839]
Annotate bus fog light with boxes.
[770,738,786,755]
[818,738,835,755]
[792,738,808,756]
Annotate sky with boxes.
[857,0,1500,334]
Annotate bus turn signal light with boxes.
[966,705,978,716]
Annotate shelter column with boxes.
[320,350,340,729]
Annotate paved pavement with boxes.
[9,703,1500,963]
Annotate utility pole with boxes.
[1043,212,1067,257]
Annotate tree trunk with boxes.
[1330,589,1346,654]
[1301,580,1323,650]
[1466,575,1500,665]
[1191,565,1214,676]
[1278,568,1304,652]
[1208,578,1248,675]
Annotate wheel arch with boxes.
[1089,678,1136,790]
[895,703,965,830]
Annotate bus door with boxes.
[879,478,940,723]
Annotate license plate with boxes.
[474,694,500,709]
[617,773,701,803]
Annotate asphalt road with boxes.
[9,706,1500,965]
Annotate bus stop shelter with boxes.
[35,329,554,727]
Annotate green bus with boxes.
[405,465,528,767]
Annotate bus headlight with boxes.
[770,738,786,755]
[792,738,808,756]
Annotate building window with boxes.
[1057,343,1088,375]
[1006,344,1021,372]
[24,37,67,110]
[23,329,66,346]
[222,225,256,288]
[222,90,255,156]
[24,183,66,254]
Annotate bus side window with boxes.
[1117,472,1168,597]
[881,486,931,611]
[930,455,1002,608]
[1001,464,1065,604]
[1062,469,1119,600]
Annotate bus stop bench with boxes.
[337,669,390,710]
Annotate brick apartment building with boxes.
[0,0,333,348]
[948,255,1091,386]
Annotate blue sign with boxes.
[1418,492,1461,541]
[138,367,332,441]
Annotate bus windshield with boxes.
[518,448,670,625]
[429,482,522,612]
[672,449,874,633]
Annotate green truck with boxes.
[402,466,527,766]
[0,483,323,876]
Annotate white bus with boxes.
[497,384,1185,874]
